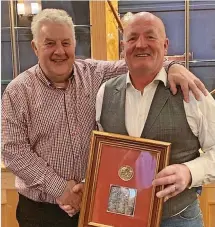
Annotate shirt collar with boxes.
[126,67,167,88]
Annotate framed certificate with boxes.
[78,131,171,227]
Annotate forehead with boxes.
[125,17,163,36]
[38,21,73,40]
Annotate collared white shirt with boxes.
[96,68,215,187]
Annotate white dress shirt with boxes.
[96,68,215,187]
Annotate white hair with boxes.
[31,8,76,43]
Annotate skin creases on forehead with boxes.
[126,27,160,39]
[124,16,166,40]
[39,22,74,42]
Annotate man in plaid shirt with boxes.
[2,9,207,227]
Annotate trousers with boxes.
[16,194,79,227]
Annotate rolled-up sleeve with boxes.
[183,91,215,187]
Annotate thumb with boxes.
[72,183,84,194]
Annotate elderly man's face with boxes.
[122,16,168,76]
[32,21,75,83]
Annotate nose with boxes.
[136,36,148,49]
[54,43,65,55]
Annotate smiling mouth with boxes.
[135,54,150,57]
[52,59,67,62]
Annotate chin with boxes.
[133,63,150,70]
[55,72,70,77]
[53,67,70,74]
[61,69,73,76]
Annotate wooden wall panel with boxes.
[1,169,19,227]
[209,202,215,227]
[199,184,215,227]
[90,0,119,60]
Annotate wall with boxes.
[119,0,215,92]
[1,0,91,94]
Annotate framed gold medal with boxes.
[78,131,171,227]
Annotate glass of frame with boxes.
[79,131,171,227]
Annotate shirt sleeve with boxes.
[95,82,106,131]
[94,59,128,84]
[96,60,173,83]
[183,91,215,187]
[1,89,67,198]
[86,59,173,93]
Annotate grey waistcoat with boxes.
[100,74,200,219]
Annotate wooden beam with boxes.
[90,0,119,60]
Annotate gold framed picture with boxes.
[78,131,171,227]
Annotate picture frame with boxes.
[78,131,171,227]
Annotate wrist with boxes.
[166,61,184,74]
[182,164,192,188]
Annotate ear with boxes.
[164,38,169,55]
[31,40,39,57]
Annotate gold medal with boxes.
[118,165,134,181]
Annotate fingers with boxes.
[187,80,201,101]
[195,78,207,96]
[167,63,207,102]
[68,211,76,217]
[59,204,73,212]
[56,180,84,212]
[153,174,176,187]
[189,73,207,97]
[59,204,77,217]
[67,208,77,217]
[156,184,178,199]
[57,192,81,210]
[169,79,177,95]
[180,82,189,103]
[155,165,176,179]
[188,78,207,101]
[168,74,190,102]
[185,76,207,101]
[56,180,77,206]
[153,164,192,200]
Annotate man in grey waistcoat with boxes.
[96,12,215,227]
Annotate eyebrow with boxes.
[145,28,155,32]
[44,38,71,42]
[128,29,157,36]
[62,39,71,42]
[44,38,55,42]
[128,32,138,37]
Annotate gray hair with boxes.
[31,8,76,43]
